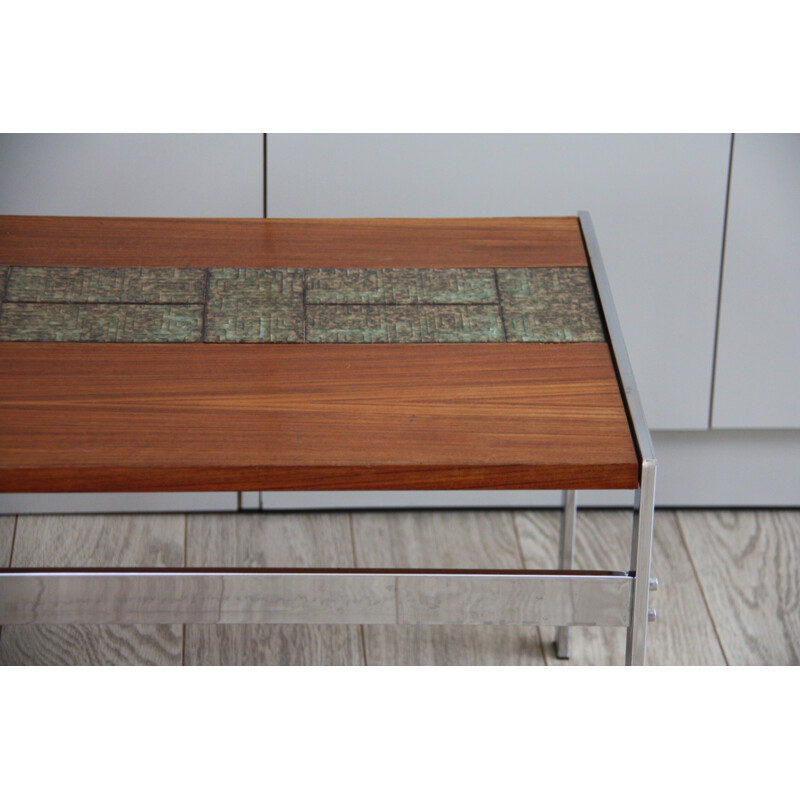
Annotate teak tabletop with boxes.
[0,216,638,493]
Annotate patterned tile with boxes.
[205,268,304,342]
[306,304,505,343]
[306,268,497,304]
[0,266,607,344]
[207,268,303,302]
[6,267,206,304]
[0,303,203,343]
[497,268,604,342]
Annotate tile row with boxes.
[0,266,605,343]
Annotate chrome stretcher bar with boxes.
[0,213,656,664]
[0,569,632,627]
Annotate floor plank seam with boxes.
[674,512,731,666]
[771,512,800,664]
[509,511,528,569]
[511,510,550,665]
[347,511,368,666]
[8,514,17,568]
[0,515,19,648]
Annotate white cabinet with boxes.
[711,134,800,429]
[0,133,263,217]
[267,133,731,430]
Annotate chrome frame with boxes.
[579,210,657,666]
[0,568,632,627]
[0,212,656,665]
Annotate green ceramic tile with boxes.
[305,268,497,305]
[497,268,605,342]
[0,265,607,345]
[205,268,304,342]
[207,268,303,302]
[6,267,206,304]
[306,304,504,343]
[204,301,304,342]
[0,303,203,342]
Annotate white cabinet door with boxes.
[711,134,800,429]
[267,134,730,430]
[0,133,263,217]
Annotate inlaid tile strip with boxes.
[0,266,605,344]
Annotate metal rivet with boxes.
[648,608,657,622]
[649,577,659,591]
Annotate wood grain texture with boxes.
[184,512,364,665]
[352,510,546,665]
[0,514,184,665]
[678,510,800,665]
[0,517,14,567]
[516,509,726,665]
[0,342,638,493]
[352,510,522,570]
[0,516,17,648]
[0,216,588,269]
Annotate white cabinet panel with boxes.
[0,133,263,217]
[267,134,730,430]
[712,134,800,429]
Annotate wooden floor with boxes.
[0,508,797,665]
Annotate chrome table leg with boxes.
[555,489,577,658]
[625,459,657,665]
[580,211,658,666]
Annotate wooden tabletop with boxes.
[0,216,639,493]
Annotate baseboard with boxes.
[0,492,237,515]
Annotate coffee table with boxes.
[0,212,657,664]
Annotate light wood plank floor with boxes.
[0,514,183,665]
[0,509,797,665]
